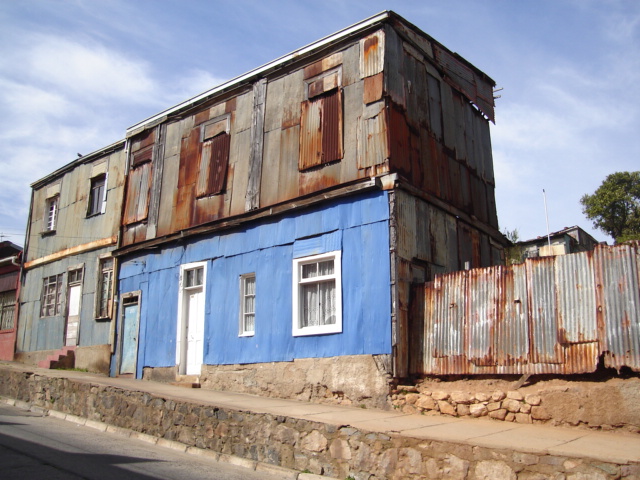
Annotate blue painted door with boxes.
[120,300,139,375]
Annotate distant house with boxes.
[15,141,125,373]
[519,226,600,259]
[0,241,22,360]
[111,11,506,406]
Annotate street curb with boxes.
[0,396,340,480]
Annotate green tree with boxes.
[502,228,523,265]
[580,171,640,243]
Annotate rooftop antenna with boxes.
[543,189,551,249]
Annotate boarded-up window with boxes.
[299,68,343,171]
[123,144,153,225]
[197,117,230,197]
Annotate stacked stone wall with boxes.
[1,367,638,479]
[391,377,640,434]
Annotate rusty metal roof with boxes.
[126,10,496,137]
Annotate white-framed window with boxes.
[44,195,59,233]
[292,251,342,336]
[239,273,255,336]
[41,274,63,317]
[87,174,107,217]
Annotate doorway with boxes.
[65,268,83,346]
[177,262,206,376]
[119,293,140,376]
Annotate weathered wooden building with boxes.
[16,141,125,373]
[112,11,506,406]
[0,241,22,360]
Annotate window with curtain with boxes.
[292,251,342,336]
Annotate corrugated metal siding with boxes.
[116,190,392,378]
[322,89,343,163]
[360,30,385,78]
[595,244,640,371]
[417,243,640,374]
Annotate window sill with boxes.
[238,332,255,338]
[41,230,56,237]
[95,316,112,322]
[292,325,342,337]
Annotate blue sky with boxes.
[1,0,638,247]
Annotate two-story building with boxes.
[15,141,125,373]
[111,11,506,407]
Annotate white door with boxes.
[65,268,83,346]
[177,263,206,375]
[185,286,204,375]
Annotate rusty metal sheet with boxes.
[360,30,385,78]
[432,271,466,358]
[299,90,343,171]
[527,257,561,364]
[466,266,500,365]
[595,243,640,371]
[322,89,343,163]
[363,72,383,105]
[299,98,323,169]
[418,243,640,375]
[358,103,388,170]
[496,263,529,365]
[556,252,597,344]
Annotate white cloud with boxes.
[166,69,228,105]
[24,34,158,105]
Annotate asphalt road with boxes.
[0,403,285,480]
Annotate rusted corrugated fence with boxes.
[414,243,640,375]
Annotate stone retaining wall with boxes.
[145,354,394,410]
[0,366,638,479]
[391,377,640,434]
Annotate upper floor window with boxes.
[123,130,154,225]
[299,66,343,171]
[41,274,63,317]
[292,251,342,336]
[239,273,255,337]
[96,257,114,319]
[87,174,107,217]
[44,195,59,233]
[197,116,230,197]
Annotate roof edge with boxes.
[126,11,392,135]
[30,139,126,189]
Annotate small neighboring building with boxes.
[0,241,22,360]
[111,11,506,406]
[15,141,125,373]
[519,226,600,259]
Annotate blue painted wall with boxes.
[114,190,392,378]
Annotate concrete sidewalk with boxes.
[1,361,639,478]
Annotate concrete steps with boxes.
[37,346,76,369]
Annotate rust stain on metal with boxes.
[416,243,640,375]
[363,73,383,104]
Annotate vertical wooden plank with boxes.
[277,125,300,202]
[245,79,267,212]
[258,129,281,206]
